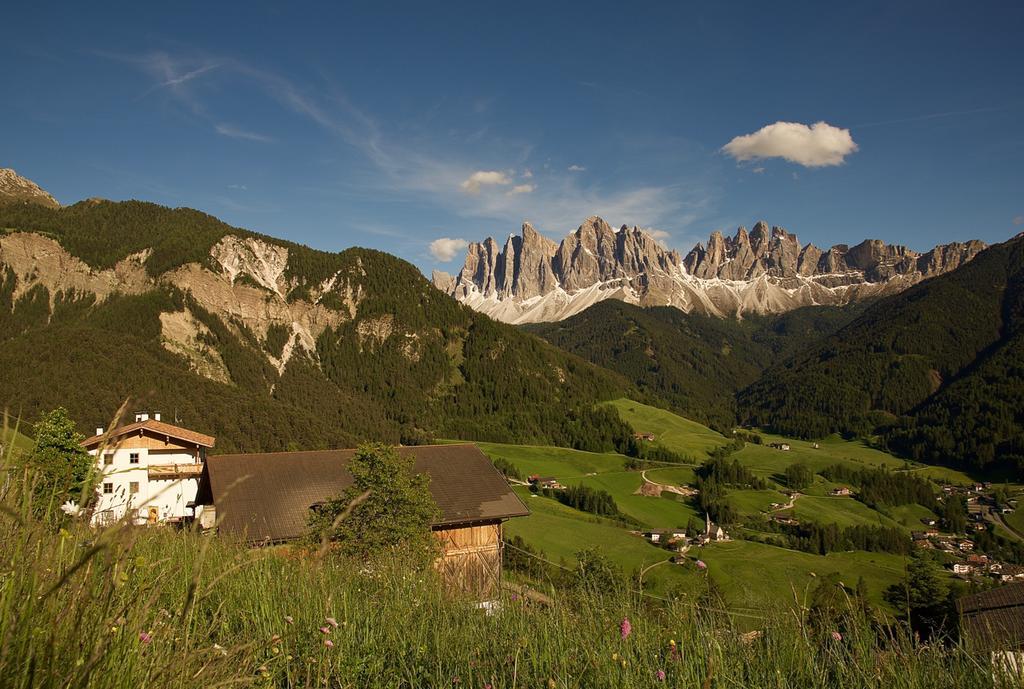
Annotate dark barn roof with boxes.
[957,582,1024,651]
[197,444,529,543]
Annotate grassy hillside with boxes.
[0,201,636,453]
[526,301,859,432]
[740,233,1024,475]
[1,498,988,688]
[473,402,950,610]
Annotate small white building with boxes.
[82,412,215,526]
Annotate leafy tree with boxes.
[25,407,93,513]
[784,462,813,490]
[884,553,953,639]
[308,444,439,563]
[940,495,967,534]
[574,547,624,594]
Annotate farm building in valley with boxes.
[195,444,529,598]
[82,412,214,526]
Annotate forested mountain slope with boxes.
[739,233,1024,473]
[526,300,860,432]
[0,200,633,453]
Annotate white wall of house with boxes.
[89,445,200,526]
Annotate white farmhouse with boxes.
[82,412,215,526]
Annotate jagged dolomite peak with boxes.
[434,218,987,324]
[0,168,60,208]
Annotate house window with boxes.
[103,454,113,466]
[129,482,140,494]
[103,483,114,494]
[129,452,140,465]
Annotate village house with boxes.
[82,412,214,526]
[528,475,564,490]
[195,444,529,599]
[952,563,974,575]
[958,583,1024,677]
[632,432,656,442]
[959,540,976,552]
[999,565,1024,583]
[768,442,791,451]
[830,487,852,497]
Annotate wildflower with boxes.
[620,617,632,639]
[139,631,152,644]
[60,501,82,518]
[324,639,334,648]
[271,634,281,643]
[319,626,331,635]
[284,615,294,625]
[213,644,227,657]
[484,685,493,689]
[669,639,676,647]
[696,560,707,570]
[325,617,339,628]
[656,669,666,682]
[452,677,461,686]
[612,652,619,661]
[831,631,843,642]
[621,659,627,669]
[548,679,557,689]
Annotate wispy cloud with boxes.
[215,123,273,142]
[1014,215,1024,226]
[108,49,715,249]
[227,184,248,191]
[850,107,1000,129]
[723,121,858,167]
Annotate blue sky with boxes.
[3,1,1023,272]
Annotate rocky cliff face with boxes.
[0,168,60,208]
[434,218,987,323]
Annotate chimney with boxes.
[95,427,104,436]
[135,412,149,423]
[154,412,161,421]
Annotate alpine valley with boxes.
[3,167,1022,476]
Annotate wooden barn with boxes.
[195,444,529,599]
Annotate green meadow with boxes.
[476,400,958,611]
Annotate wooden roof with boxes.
[82,419,216,449]
[957,582,1024,650]
[196,444,530,543]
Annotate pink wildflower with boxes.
[319,626,331,635]
[656,669,666,682]
[324,639,334,648]
[325,617,339,628]
[831,631,843,642]
[484,685,493,689]
[284,615,293,625]
[696,560,707,570]
[619,617,632,639]
[139,631,152,644]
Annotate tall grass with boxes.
[0,417,995,688]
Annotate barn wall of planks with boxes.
[433,521,503,599]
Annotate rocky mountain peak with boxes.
[0,168,60,209]
[438,217,988,324]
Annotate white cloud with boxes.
[429,237,469,262]
[568,164,586,172]
[648,229,671,242]
[1014,215,1024,226]
[752,167,765,174]
[508,183,535,195]
[227,184,248,190]
[722,121,858,167]
[215,123,273,142]
[460,170,511,194]
[522,168,533,178]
